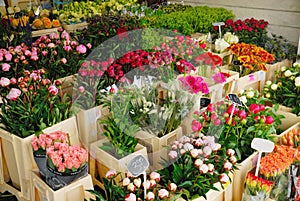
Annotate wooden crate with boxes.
[32,27,60,38]
[62,22,88,33]
[232,152,258,201]
[89,139,148,190]
[0,116,81,200]
[265,59,293,82]
[76,105,102,150]
[135,126,183,170]
[235,70,266,94]
[31,170,94,201]
[57,74,77,96]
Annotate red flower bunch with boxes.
[245,172,274,195]
[194,51,223,70]
[192,100,280,161]
[178,75,209,94]
[259,145,296,178]
[220,18,269,46]
[228,43,274,72]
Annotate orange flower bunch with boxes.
[32,17,61,30]
[245,172,274,195]
[259,145,296,178]
[279,128,300,147]
[9,16,29,27]
[228,42,275,71]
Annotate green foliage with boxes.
[264,34,297,63]
[143,6,234,35]
[158,3,192,14]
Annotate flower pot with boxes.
[89,138,148,189]
[135,126,182,171]
[45,163,88,191]
[33,151,46,179]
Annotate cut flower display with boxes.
[192,98,283,161]
[228,42,275,76]
[46,142,88,173]
[263,62,300,116]
[0,69,72,138]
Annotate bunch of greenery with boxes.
[158,3,192,14]
[264,34,297,63]
[143,6,234,35]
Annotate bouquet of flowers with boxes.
[242,172,274,201]
[263,62,300,116]
[192,98,282,161]
[31,131,69,154]
[227,42,275,76]
[159,134,237,200]
[0,69,72,138]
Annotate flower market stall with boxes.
[0,0,299,200]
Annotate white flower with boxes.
[224,160,233,171]
[190,149,199,158]
[127,183,136,192]
[158,189,169,199]
[223,32,239,44]
[168,183,177,192]
[240,96,247,104]
[295,77,300,87]
[123,178,130,186]
[281,66,287,72]
[246,91,254,99]
[194,159,203,167]
[203,146,212,157]
[207,163,214,172]
[146,192,155,201]
[265,93,271,98]
[133,178,142,188]
[149,172,160,182]
[284,70,292,77]
[125,193,136,201]
[270,84,278,90]
[215,38,230,53]
[293,62,300,67]
[219,173,230,184]
[199,164,209,174]
[226,149,235,156]
[265,80,272,86]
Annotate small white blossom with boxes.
[270,84,278,90]
[284,70,292,77]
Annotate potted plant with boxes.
[263,62,300,116]
[90,88,147,185]
[0,69,72,198]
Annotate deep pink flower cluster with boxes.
[220,18,268,33]
[31,131,68,152]
[178,75,209,94]
[46,142,88,172]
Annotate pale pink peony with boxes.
[6,88,21,100]
[122,178,130,186]
[199,164,209,174]
[190,149,199,158]
[146,192,155,201]
[133,178,141,188]
[0,77,10,87]
[168,150,177,159]
[150,172,160,182]
[158,189,169,199]
[224,160,233,171]
[127,183,136,192]
[105,169,117,179]
[219,173,230,184]
[76,44,87,54]
[125,193,136,201]
[226,149,235,157]
[2,63,11,71]
[48,85,58,95]
[168,183,177,192]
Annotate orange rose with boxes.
[33,18,43,29]
[10,18,19,27]
[42,17,52,29]
[52,19,60,28]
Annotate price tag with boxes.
[228,93,243,107]
[127,155,149,177]
[212,22,225,39]
[200,97,211,108]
